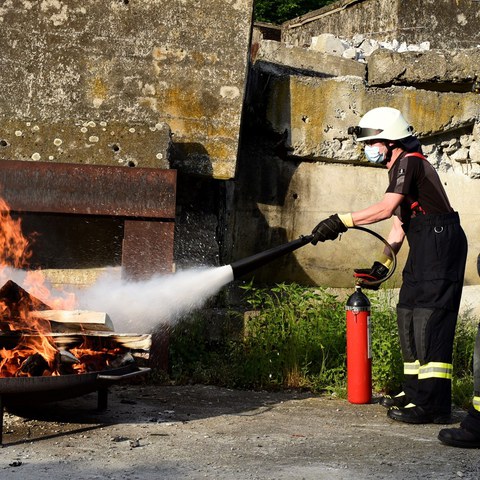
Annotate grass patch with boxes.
[166,282,478,408]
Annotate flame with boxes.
[0,197,75,311]
[0,197,125,377]
[0,198,31,270]
[0,335,58,377]
[24,270,76,311]
[70,344,124,374]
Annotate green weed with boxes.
[452,311,478,408]
[166,282,479,409]
[238,282,347,392]
[368,291,403,394]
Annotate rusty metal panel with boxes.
[122,220,175,280]
[0,160,176,219]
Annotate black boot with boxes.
[380,392,410,409]
[387,405,452,424]
[438,427,480,448]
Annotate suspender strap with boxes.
[404,152,427,215]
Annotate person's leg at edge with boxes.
[439,323,480,447]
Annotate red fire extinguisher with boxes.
[345,285,371,404]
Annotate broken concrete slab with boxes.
[367,48,480,87]
[470,141,480,163]
[252,39,365,79]
[265,75,480,161]
[309,33,347,56]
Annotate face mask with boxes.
[364,145,385,164]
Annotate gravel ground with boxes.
[1,383,479,480]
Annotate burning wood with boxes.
[31,309,114,333]
[0,197,153,445]
[0,199,150,380]
[0,280,150,377]
[0,280,51,333]
[18,352,49,376]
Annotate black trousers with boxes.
[397,212,467,414]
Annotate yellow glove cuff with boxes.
[338,213,354,228]
[378,253,393,269]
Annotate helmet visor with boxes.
[348,126,383,138]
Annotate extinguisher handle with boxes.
[350,226,397,289]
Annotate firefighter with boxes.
[311,107,468,424]
[438,253,480,448]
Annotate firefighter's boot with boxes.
[438,427,480,448]
[380,391,410,409]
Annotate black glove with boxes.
[311,214,348,245]
[354,261,389,290]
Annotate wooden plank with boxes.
[54,333,152,351]
[31,310,114,332]
[0,332,152,351]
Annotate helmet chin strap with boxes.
[382,143,396,165]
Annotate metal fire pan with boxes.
[0,364,150,406]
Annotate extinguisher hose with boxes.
[350,225,397,288]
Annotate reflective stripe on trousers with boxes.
[418,362,453,380]
[403,361,420,376]
[460,324,480,433]
[404,361,453,380]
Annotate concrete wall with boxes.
[0,0,253,179]
[264,75,479,164]
[282,0,480,49]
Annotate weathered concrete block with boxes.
[0,0,254,179]
[265,75,480,161]
[253,39,365,79]
[368,49,480,86]
[265,76,363,161]
[0,120,171,168]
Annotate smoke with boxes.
[75,265,235,333]
[0,264,235,334]
[0,266,29,287]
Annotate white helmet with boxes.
[349,107,413,142]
